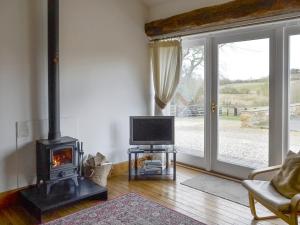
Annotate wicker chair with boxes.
[242,165,300,225]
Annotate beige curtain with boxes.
[150,40,182,115]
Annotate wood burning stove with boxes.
[36,137,79,195]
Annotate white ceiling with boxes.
[141,0,172,7]
[141,0,229,7]
[143,0,233,21]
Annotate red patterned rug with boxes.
[44,192,205,225]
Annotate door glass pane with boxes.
[218,39,269,168]
[289,34,300,153]
[171,45,205,157]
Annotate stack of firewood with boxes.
[84,152,112,187]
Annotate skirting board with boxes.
[109,161,128,177]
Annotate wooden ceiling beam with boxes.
[145,0,300,38]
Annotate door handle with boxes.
[211,102,217,113]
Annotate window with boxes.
[170,43,205,158]
[165,22,300,178]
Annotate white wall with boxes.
[147,0,232,21]
[0,0,45,192]
[0,0,150,192]
[60,0,150,163]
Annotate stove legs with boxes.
[37,176,79,196]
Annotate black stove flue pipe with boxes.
[48,0,61,140]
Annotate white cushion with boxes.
[242,180,292,212]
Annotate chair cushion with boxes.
[271,151,300,199]
[242,180,291,212]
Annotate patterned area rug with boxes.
[44,193,205,225]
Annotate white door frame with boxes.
[210,28,279,178]
[283,26,300,157]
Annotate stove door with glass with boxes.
[50,145,78,181]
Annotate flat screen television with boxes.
[129,116,174,145]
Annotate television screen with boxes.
[130,116,174,145]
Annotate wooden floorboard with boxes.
[0,166,295,225]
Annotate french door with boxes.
[174,29,280,179]
[211,31,274,178]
